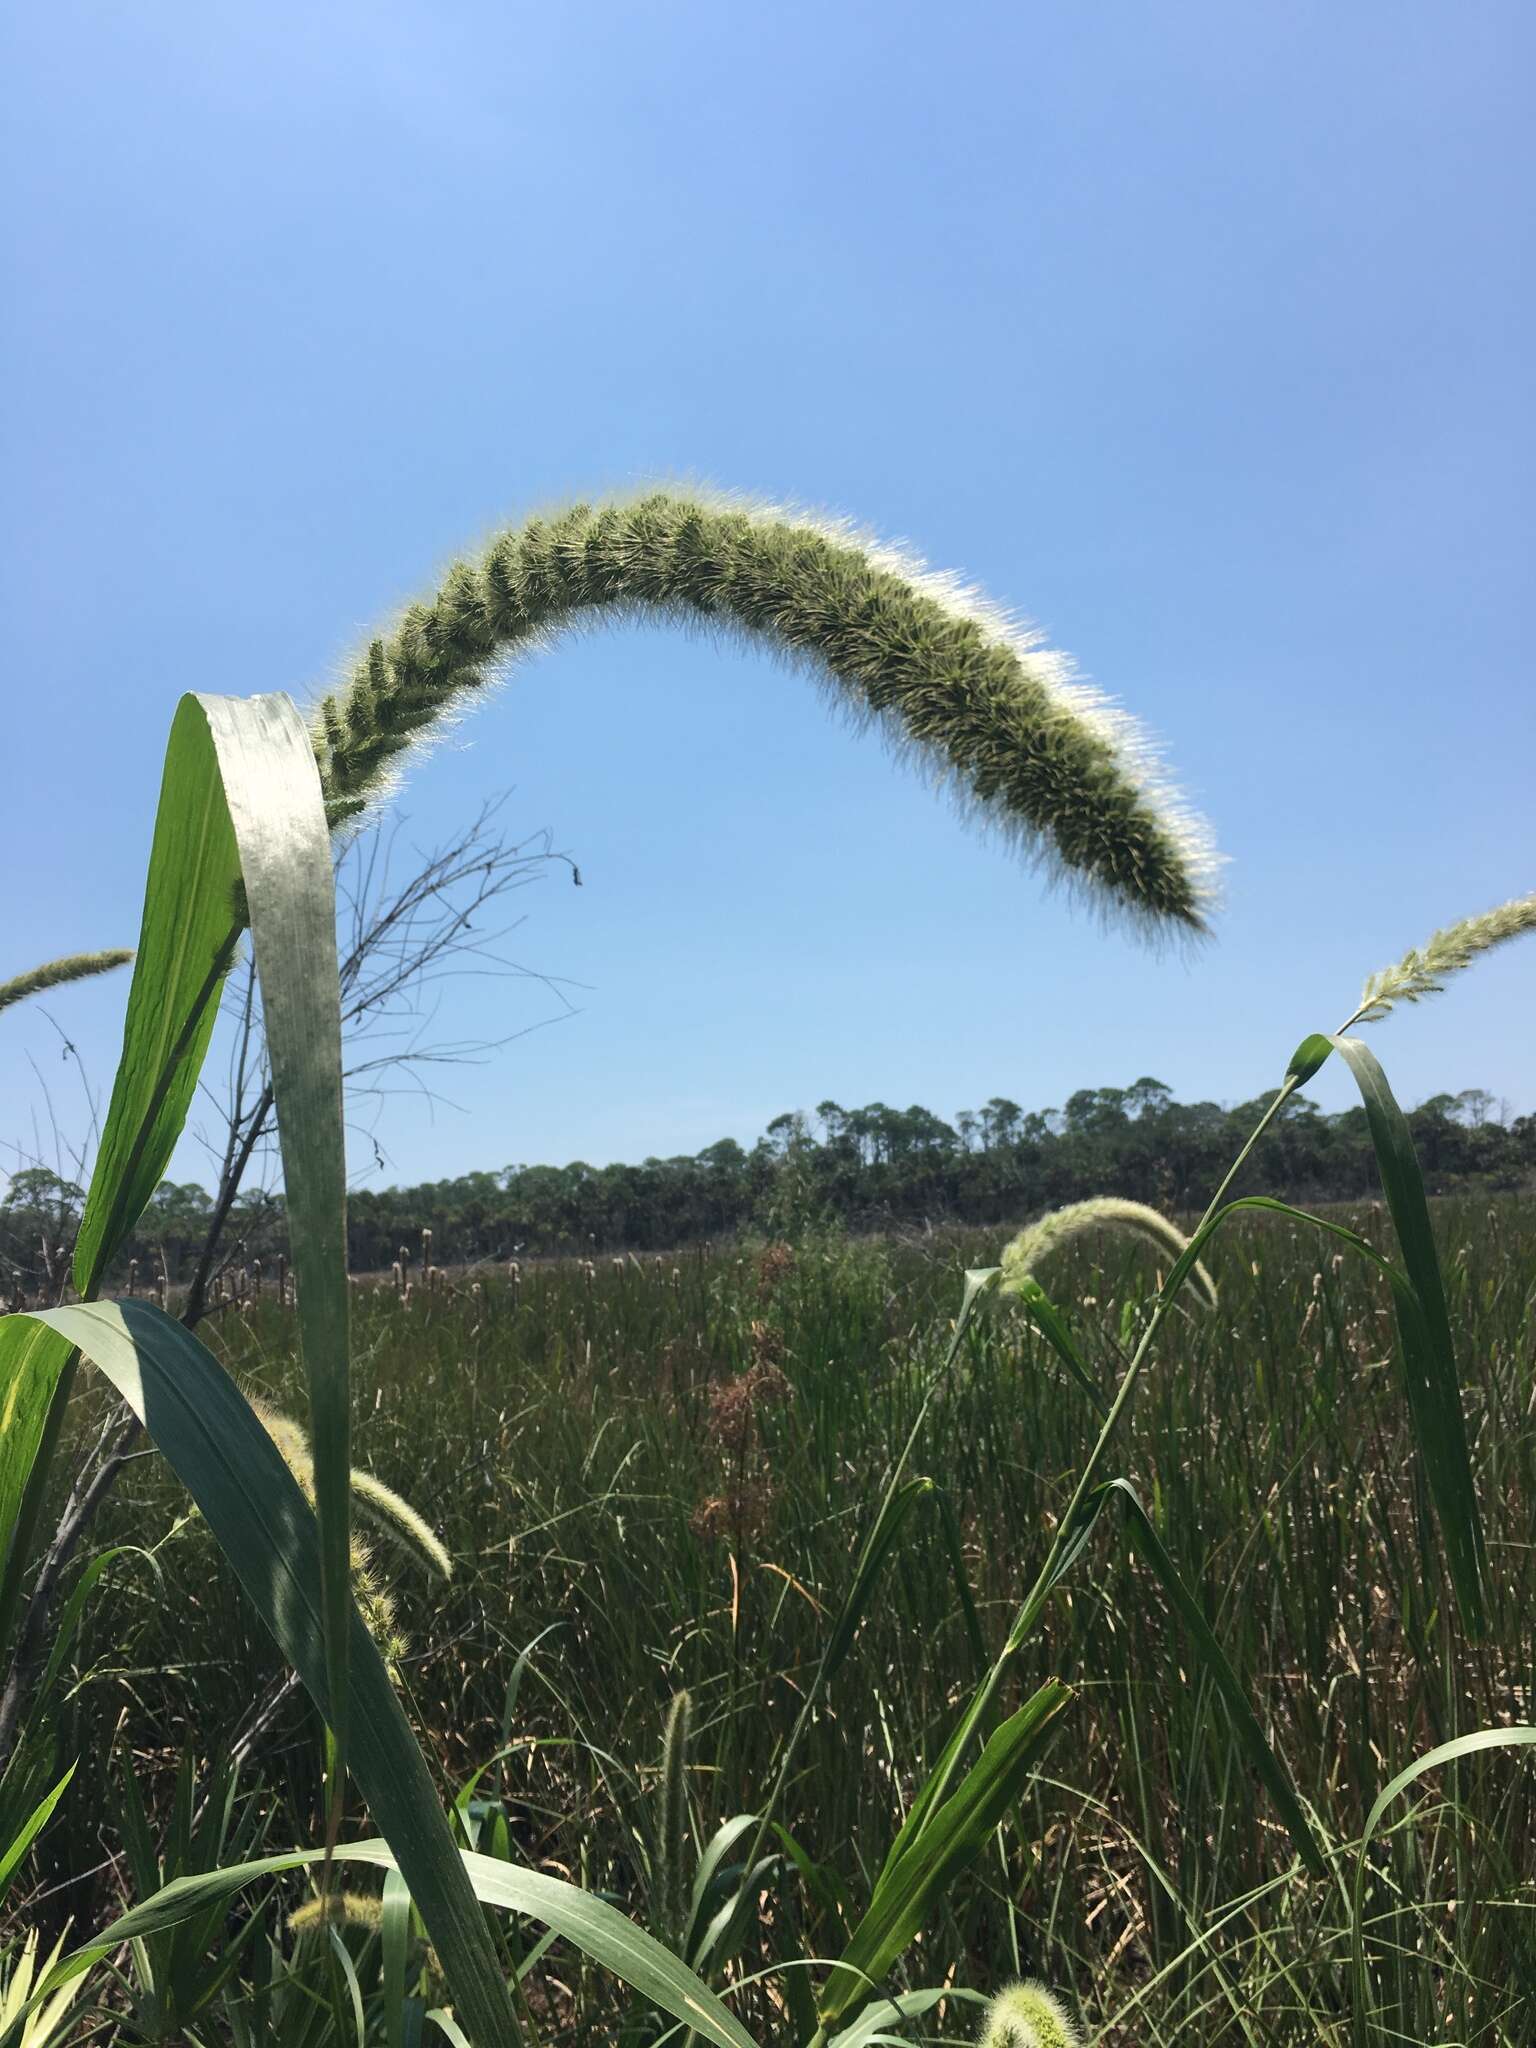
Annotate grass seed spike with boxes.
[310,491,1219,933]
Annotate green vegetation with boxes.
[2,499,1532,2045]
[19,1199,1536,2042]
[5,1082,1531,1298]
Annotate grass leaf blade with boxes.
[1097,1479,1325,1877]
[0,1323,77,1667]
[818,1680,1072,2029]
[30,1837,760,2048]
[1349,1727,1536,2048]
[18,1298,519,2048]
[73,696,245,1294]
[1330,1034,1490,1635]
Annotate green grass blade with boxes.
[932,1488,987,1674]
[27,1837,759,2048]
[1330,1033,1490,1634]
[817,1680,1072,2029]
[0,1760,74,1901]
[17,1298,519,2048]
[5,698,244,1681]
[1006,1277,1110,1418]
[1095,1479,1325,1877]
[823,1478,936,1684]
[827,1986,987,2048]
[0,1322,77,1666]
[74,695,245,1293]
[1146,1180,1488,1638]
[383,1868,412,2048]
[196,692,354,1809]
[1350,1727,1536,2048]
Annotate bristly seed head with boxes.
[0,949,134,1017]
[309,491,1220,934]
[288,1889,385,1937]
[979,1980,1084,2048]
[999,1196,1217,1309]
[1353,889,1536,1025]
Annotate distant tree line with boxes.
[2,1080,1530,1296]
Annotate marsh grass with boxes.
[60,1197,1536,2043]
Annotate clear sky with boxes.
[2,1,1532,1190]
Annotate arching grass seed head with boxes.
[311,491,1220,935]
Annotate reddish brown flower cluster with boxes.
[755,1239,796,1301]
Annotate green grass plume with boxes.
[1353,888,1536,1024]
[309,491,1219,933]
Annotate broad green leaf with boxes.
[196,692,354,1804]
[8,696,242,1676]
[818,1680,1072,2028]
[1094,1479,1324,1877]
[0,1321,76,1665]
[1349,1727,1536,2048]
[14,1298,517,2048]
[1330,1033,1489,1635]
[1285,1033,1333,1086]
[425,2013,472,2048]
[74,695,245,1293]
[24,1838,759,2048]
[685,1813,763,1964]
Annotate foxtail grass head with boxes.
[310,491,1219,934]
[1351,889,1536,1026]
[246,1396,450,1670]
[0,949,134,1017]
[349,1466,453,1582]
[979,1981,1084,2048]
[1000,1196,1217,1310]
[287,1889,385,1938]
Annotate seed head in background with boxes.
[0,949,134,1017]
[1000,1196,1218,1309]
[309,491,1220,936]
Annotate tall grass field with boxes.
[51,1205,1536,2045]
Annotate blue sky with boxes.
[2,1,1532,1189]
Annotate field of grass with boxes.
[43,1196,1534,2045]
[5,538,1532,2047]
